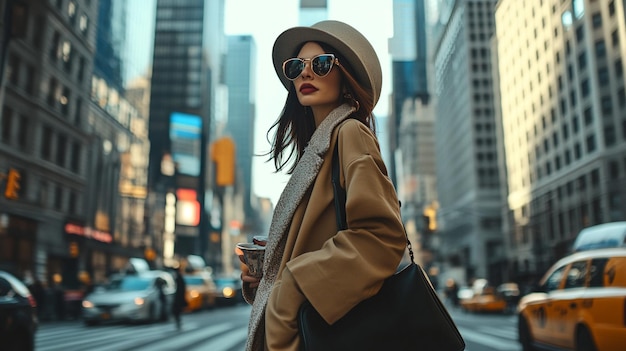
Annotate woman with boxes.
[241,20,406,351]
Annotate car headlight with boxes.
[134,297,145,305]
[222,287,235,298]
[189,290,199,299]
[82,300,94,308]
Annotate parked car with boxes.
[213,275,244,306]
[0,270,38,351]
[517,247,626,351]
[82,270,175,325]
[184,273,217,312]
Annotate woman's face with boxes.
[292,42,343,119]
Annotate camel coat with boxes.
[244,104,406,351]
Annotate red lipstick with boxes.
[299,83,318,94]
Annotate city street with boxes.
[36,304,522,351]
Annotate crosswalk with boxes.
[458,325,521,351]
[452,311,522,351]
[36,306,522,351]
[35,306,251,351]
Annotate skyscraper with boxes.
[94,0,126,92]
[388,0,432,201]
[225,35,256,222]
[390,0,439,274]
[300,0,327,26]
[148,0,225,262]
[495,0,626,282]
[432,0,505,283]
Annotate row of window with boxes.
[1,107,82,174]
[52,0,91,36]
[518,155,626,239]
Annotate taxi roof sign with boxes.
[572,221,626,252]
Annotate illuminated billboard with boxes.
[169,112,202,176]
[176,188,200,227]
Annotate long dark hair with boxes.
[265,42,377,174]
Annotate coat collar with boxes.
[245,103,355,350]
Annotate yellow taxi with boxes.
[459,279,508,313]
[183,273,217,312]
[517,247,626,351]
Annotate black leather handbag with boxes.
[297,143,465,351]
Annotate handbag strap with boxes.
[332,142,415,264]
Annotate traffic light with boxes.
[211,137,235,186]
[423,205,437,232]
[69,242,79,257]
[4,168,21,199]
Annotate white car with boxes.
[82,270,175,325]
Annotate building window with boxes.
[580,79,590,97]
[615,58,623,77]
[601,95,613,115]
[2,106,12,143]
[62,41,73,73]
[56,134,67,167]
[77,56,86,82]
[592,12,602,28]
[61,86,70,116]
[576,25,584,42]
[586,135,596,153]
[38,180,48,207]
[591,169,600,186]
[584,107,593,125]
[54,184,63,210]
[71,141,81,173]
[578,52,587,70]
[609,0,615,16]
[47,78,58,107]
[69,191,78,215]
[598,67,609,85]
[79,14,89,35]
[41,125,53,160]
[595,40,606,58]
[50,32,60,61]
[74,98,82,126]
[68,1,76,25]
[17,115,28,151]
[609,161,619,179]
[605,126,616,146]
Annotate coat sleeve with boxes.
[285,119,407,325]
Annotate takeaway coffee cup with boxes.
[236,242,265,278]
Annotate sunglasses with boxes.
[282,54,339,81]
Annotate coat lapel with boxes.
[246,103,355,351]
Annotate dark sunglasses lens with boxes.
[312,55,334,76]
[284,59,304,80]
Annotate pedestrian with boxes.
[28,279,46,318]
[445,278,460,307]
[172,266,187,330]
[155,277,167,321]
[240,20,406,351]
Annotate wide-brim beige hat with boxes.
[272,20,382,106]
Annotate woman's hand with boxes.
[240,257,262,288]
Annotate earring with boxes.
[343,93,360,111]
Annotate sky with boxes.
[224,0,394,205]
[126,0,395,206]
